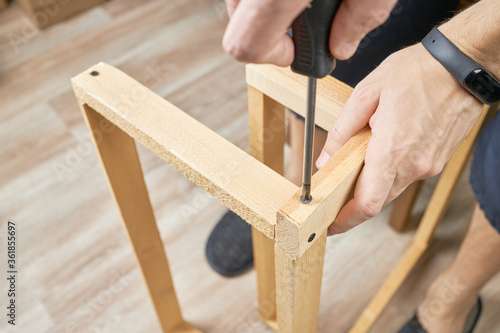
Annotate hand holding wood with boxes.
[316,43,483,235]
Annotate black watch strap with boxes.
[422,27,500,105]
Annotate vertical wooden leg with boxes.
[389,180,423,232]
[248,85,286,330]
[248,85,286,173]
[81,105,199,333]
[252,229,279,329]
[275,231,327,333]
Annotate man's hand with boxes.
[222,0,397,65]
[316,43,483,235]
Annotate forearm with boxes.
[440,0,500,78]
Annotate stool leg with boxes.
[248,85,286,329]
[275,231,327,333]
[248,85,286,173]
[252,229,279,328]
[81,105,199,333]
[389,180,423,232]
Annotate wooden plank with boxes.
[275,231,327,333]
[389,180,423,232]
[350,104,491,333]
[252,229,279,330]
[277,127,371,259]
[16,0,105,29]
[246,64,353,131]
[248,85,286,173]
[79,104,199,333]
[248,85,286,329]
[71,62,297,240]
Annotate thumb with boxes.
[316,85,378,169]
[329,0,397,60]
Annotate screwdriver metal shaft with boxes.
[300,77,317,204]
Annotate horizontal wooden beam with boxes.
[246,64,352,131]
[71,62,297,239]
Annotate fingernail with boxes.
[335,41,358,59]
[316,151,331,169]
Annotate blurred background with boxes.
[1,0,499,332]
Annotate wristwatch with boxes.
[422,27,500,105]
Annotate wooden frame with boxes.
[72,61,490,332]
[72,62,367,332]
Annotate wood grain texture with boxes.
[248,86,286,329]
[350,105,491,333]
[2,1,500,332]
[389,180,424,232]
[246,64,352,132]
[275,231,327,333]
[248,85,286,174]
[248,64,371,260]
[252,229,279,330]
[16,0,105,29]
[72,62,297,239]
[277,127,371,259]
[80,105,199,333]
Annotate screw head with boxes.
[300,194,312,204]
[308,233,316,242]
[90,71,99,76]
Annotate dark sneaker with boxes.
[205,210,253,277]
[398,298,482,333]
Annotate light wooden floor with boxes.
[1,1,499,332]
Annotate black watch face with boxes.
[464,69,500,105]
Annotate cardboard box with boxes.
[16,0,105,29]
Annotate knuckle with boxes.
[328,125,345,146]
[359,199,382,219]
[222,38,254,62]
[352,84,374,105]
[365,8,391,29]
[413,159,433,178]
[368,114,378,128]
[428,163,444,177]
[343,2,392,35]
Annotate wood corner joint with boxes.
[275,127,371,260]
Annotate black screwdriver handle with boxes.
[291,0,342,78]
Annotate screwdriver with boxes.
[291,0,342,203]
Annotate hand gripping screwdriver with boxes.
[291,0,342,203]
